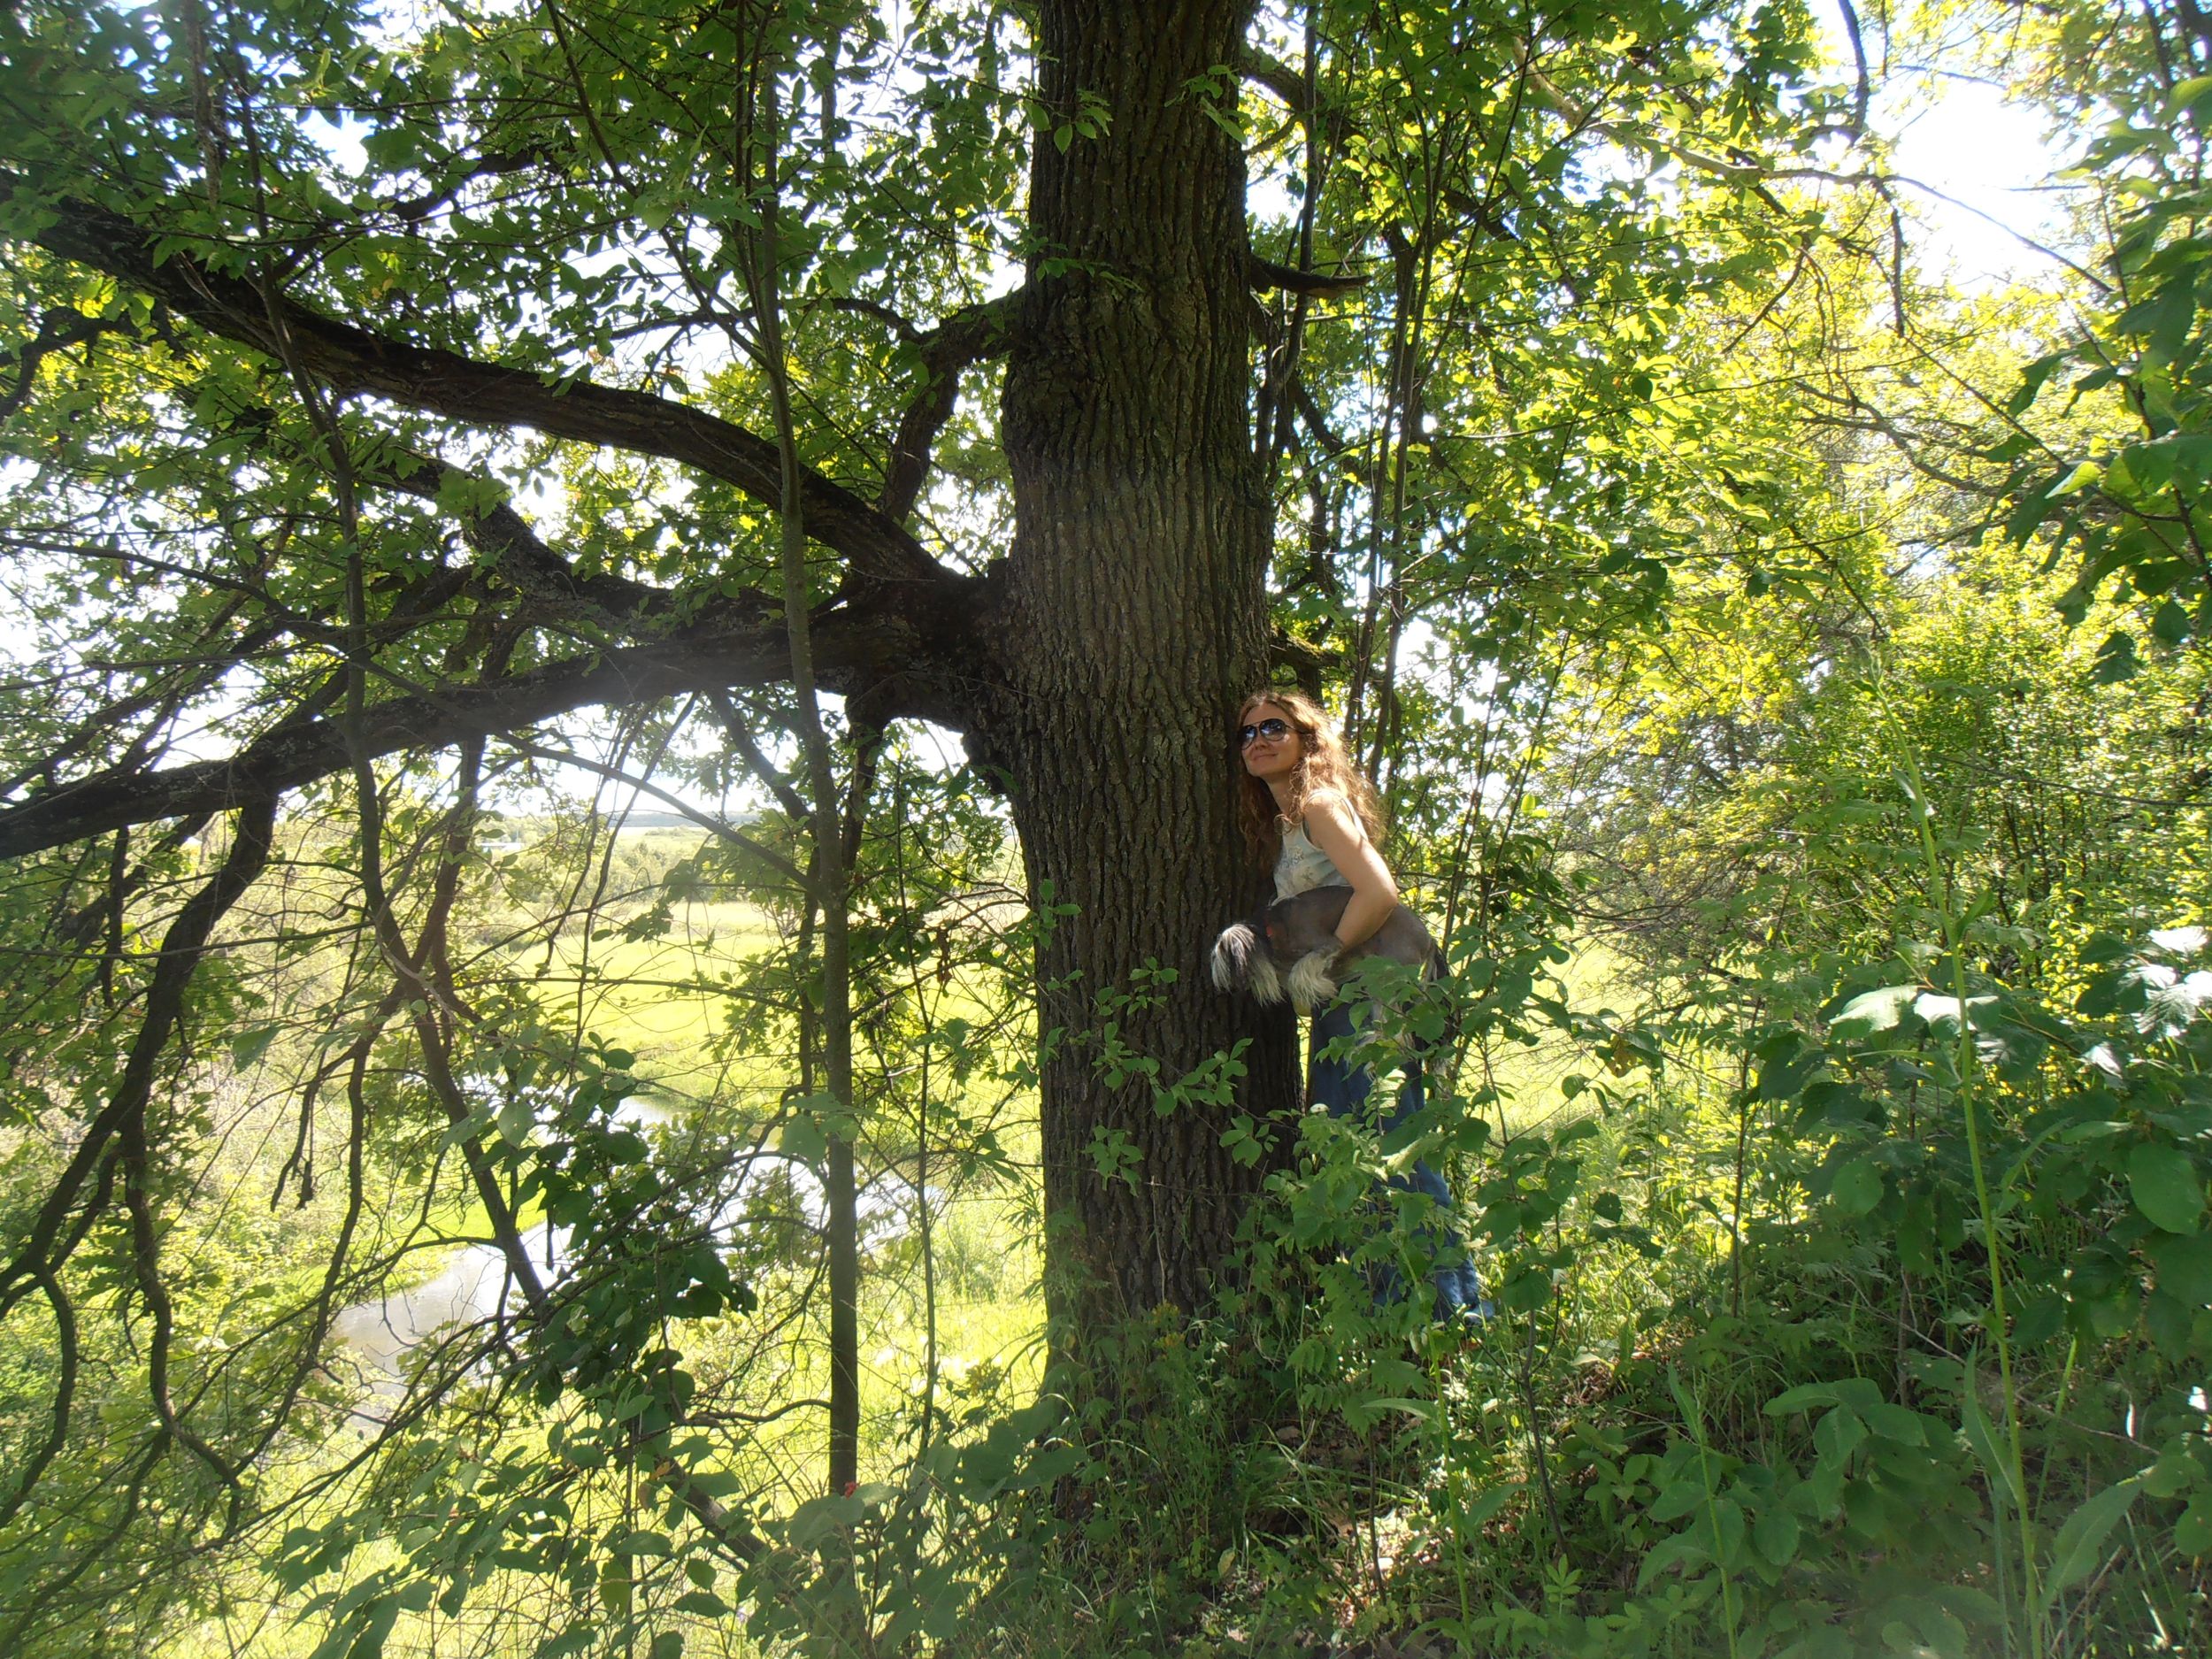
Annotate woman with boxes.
[1235,688,1487,1320]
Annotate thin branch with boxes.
[0,1270,77,1532]
[506,737,811,887]
[876,290,1020,524]
[1510,59,2113,294]
[710,692,811,823]
[0,794,278,1313]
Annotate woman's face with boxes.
[1239,702,1304,785]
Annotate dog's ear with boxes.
[1210,922,1253,992]
[1211,920,1286,1003]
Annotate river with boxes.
[326,1095,921,1429]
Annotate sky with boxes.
[1883,80,2072,288]
[1844,12,2079,292]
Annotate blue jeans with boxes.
[1309,1000,1489,1320]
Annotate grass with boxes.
[1474,933,1640,1139]
[498,898,787,1096]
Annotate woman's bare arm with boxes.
[1302,792,1397,950]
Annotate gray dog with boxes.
[1210,887,1442,1013]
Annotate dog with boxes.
[1210,887,1442,1013]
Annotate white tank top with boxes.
[1274,818,1356,902]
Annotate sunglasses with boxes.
[1238,718,1295,748]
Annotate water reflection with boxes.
[326,1095,926,1429]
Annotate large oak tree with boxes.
[0,0,1856,1632]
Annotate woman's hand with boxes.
[1302,790,1398,950]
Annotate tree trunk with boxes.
[993,0,1300,1334]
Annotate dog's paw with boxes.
[1285,950,1339,1013]
[1248,954,1283,1005]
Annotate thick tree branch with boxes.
[378,148,560,225]
[1237,46,1310,118]
[0,592,979,859]
[1246,252,1367,295]
[13,182,957,587]
[366,449,679,624]
[1293,374,1351,457]
[825,294,923,345]
[0,1269,76,1533]
[0,307,131,422]
[1238,46,1351,154]
[1825,0,1873,145]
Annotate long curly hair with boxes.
[1234,688,1385,865]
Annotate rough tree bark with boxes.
[989,0,1302,1332]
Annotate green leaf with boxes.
[2118,282,2196,356]
[783,1492,864,1548]
[1706,1495,1746,1563]
[1961,1364,2023,1511]
[2039,1478,2142,1604]
[1648,1479,1709,1524]
[1755,1044,1823,1101]
[2129,1142,2205,1234]
[2007,349,2069,416]
[2151,1232,2212,1304]
[1344,1396,1440,1428]
[1832,985,1917,1038]
[495,1096,535,1148]
[1863,1402,1927,1444]
[2005,490,2054,547]
[2047,459,2102,498]
[1765,1381,1846,1416]
[2114,439,2177,497]
[229,1024,281,1069]
[2145,1287,2194,1356]
[1456,1481,1522,1532]
[1753,1507,1800,1565]
[1814,1405,1867,1463]
[778,1113,828,1165]
[2091,630,2140,685]
[1830,1157,1883,1217]
[2178,1500,2212,1557]
[2166,73,2212,119]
